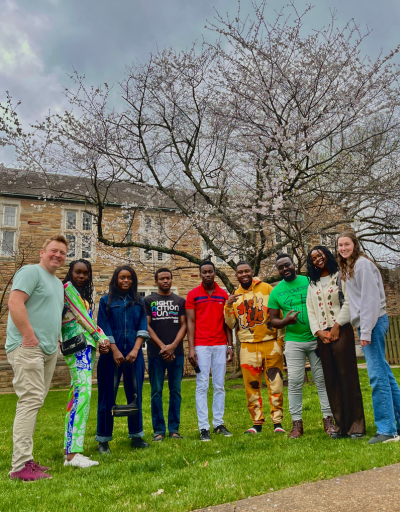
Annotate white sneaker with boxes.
[64,453,99,468]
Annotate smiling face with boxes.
[235,263,254,287]
[276,257,296,281]
[117,269,133,291]
[71,261,90,288]
[310,249,327,271]
[40,241,67,274]
[337,237,355,260]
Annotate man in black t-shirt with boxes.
[144,268,187,441]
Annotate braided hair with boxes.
[306,245,339,285]
[106,265,143,319]
[62,259,95,312]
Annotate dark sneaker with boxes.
[274,423,286,434]
[131,438,150,449]
[97,441,111,454]
[244,424,262,434]
[214,425,232,437]
[330,431,344,439]
[349,433,365,440]
[10,462,52,481]
[368,434,400,445]
[200,429,211,441]
[26,460,51,472]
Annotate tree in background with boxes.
[1,2,400,292]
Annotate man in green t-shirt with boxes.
[6,235,67,481]
[269,254,334,439]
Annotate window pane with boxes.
[82,236,92,259]
[3,206,17,227]
[66,211,77,230]
[66,234,76,258]
[1,231,15,256]
[157,251,164,261]
[82,212,92,231]
[139,291,146,298]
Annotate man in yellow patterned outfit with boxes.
[224,261,285,434]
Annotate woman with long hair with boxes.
[338,231,400,444]
[62,259,110,468]
[95,266,149,453]
[306,246,365,439]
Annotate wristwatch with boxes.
[227,346,234,350]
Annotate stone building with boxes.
[1,169,399,391]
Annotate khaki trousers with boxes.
[7,345,58,472]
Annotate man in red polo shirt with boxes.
[186,261,233,441]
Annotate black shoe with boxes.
[349,433,365,439]
[214,425,232,437]
[244,424,262,434]
[274,423,286,433]
[330,432,344,439]
[97,441,111,454]
[200,429,211,441]
[131,438,150,449]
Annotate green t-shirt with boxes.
[6,264,64,355]
[268,275,316,342]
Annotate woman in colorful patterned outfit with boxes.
[62,259,110,468]
[96,266,149,453]
[306,246,365,439]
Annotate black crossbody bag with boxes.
[60,333,87,356]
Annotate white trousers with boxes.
[195,345,226,430]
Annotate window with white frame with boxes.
[64,209,94,259]
[201,230,242,266]
[1,204,19,257]
[141,215,169,262]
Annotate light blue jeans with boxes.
[361,314,400,436]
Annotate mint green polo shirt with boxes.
[6,264,64,355]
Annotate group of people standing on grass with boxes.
[5,230,400,481]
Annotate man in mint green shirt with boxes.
[6,235,67,481]
[269,254,333,439]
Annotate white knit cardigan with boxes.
[306,272,351,336]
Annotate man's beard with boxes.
[283,269,296,281]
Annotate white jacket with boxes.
[306,272,351,336]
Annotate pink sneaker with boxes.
[26,460,51,472]
[10,462,52,481]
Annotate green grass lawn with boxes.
[1,369,400,512]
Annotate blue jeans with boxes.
[95,349,145,442]
[361,314,400,436]
[148,355,184,436]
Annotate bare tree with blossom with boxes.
[1,2,400,291]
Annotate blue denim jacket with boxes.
[97,294,149,356]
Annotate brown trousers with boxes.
[318,323,366,436]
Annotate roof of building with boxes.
[0,168,180,210]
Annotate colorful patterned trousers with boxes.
[240,339,284,425]
[64,346,95,454]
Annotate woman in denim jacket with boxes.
[96,266,149,453]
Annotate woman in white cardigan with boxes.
[306,245,365,439]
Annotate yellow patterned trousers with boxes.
[240,339,284,425]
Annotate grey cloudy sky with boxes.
[1,0,400,164]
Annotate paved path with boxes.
[194,463,400,512]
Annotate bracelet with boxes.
[227,346,234,350]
